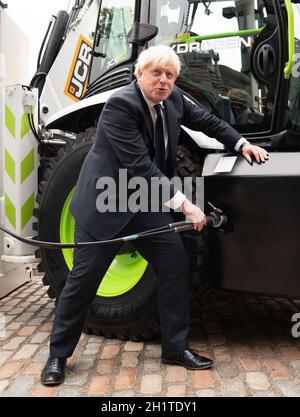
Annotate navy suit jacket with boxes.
[70,80,242,239]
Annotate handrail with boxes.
[283,0,295,79]
[176,27,264,43]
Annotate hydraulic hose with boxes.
[30,10,69,95]
[36,18,55,73]
[0,212,227,250]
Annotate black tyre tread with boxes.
[176,143,213,316]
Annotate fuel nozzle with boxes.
[206,202,228,229]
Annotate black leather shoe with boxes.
[161,349,213,370]
[41,357,66,386]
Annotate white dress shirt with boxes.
[141,90,186,210]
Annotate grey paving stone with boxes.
[6,321,22,330]
[30,332,49,344]
[276,380,300,397]
[140,374,162,395]
[3,375,35,397]
[253,390,277,397]
[196,389,220,397]
[143,358,162,372]
[2,315,17,324]
[65,371,89,386]
[73,357,95,372]
[27,317,45,326]
[83,342,102,355]
[217,361,240,378]
[38,309,53,317]
[246,372,270,391]
[0,350,13,366]
[221,377,247,397]
[0,379,10,394]
[15,313,34,322]
[144,344,161,358]
[111,390,135,397]
[87,335,104,343]
[12,344,39,360]
[6,308,24,315]
[0,330,14,340]
[290,360,300,375]
[56,386,84,397]
[3,336,26,350]
[32,346,50,362]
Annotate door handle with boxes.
[257,44,275,77]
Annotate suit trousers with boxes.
[49,211,191,358]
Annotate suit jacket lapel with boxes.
[134,81,154,143]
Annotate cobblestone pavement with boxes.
[0,271,300,397]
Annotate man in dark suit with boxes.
[41,45,268,385]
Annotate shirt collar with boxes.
[140,89,163,109]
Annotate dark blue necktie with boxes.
[154,104,166,175]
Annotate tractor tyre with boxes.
[176,143,213,315]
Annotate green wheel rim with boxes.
[60,189,148,297]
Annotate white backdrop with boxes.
[6,0,69,82]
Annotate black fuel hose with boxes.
[0,213,227,250]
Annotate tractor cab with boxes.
[85,0,300,145]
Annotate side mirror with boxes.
[222,7,236,19]
[127,23,158,46]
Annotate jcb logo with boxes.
[65,35,93,101]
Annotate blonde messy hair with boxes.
[134,45,181,78]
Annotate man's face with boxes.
[137,63,177,103]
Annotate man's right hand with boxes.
[181,199,206,232]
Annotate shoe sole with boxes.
[40,377,65,386]
[161,359,213,370]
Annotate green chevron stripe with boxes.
[5,149,16,184]
[21,193,35,229]
[21,113,31,139]
[5,105,16,139]
[5,193,16,229]
[21,149,35,184]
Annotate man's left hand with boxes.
[241,143,269,165]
